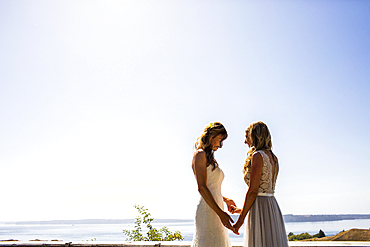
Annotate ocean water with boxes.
[1,219,370,242]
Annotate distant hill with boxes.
[307,229,370,241]
[283,214,370,222]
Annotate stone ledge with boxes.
[1,241,370,247]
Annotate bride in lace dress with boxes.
[232,121,289,247]
[191,122,237,247]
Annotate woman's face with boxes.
[244,130,252,147]
[210,134,224,151]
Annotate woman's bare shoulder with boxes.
[251,151,263,164]
[252,151,262,159]
[193,149,206,159]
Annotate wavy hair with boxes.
[243,121,276,172]
[194,122,228,171]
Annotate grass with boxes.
[304,229,370,241]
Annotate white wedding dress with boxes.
[191,165,231,247]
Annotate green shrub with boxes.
[288,230,326,241]
[313,229,325,238]
[123,205,183,241]
[288,232,313,241]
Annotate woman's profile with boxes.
[232,121,289,247]
[191,122,236,247]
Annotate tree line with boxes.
[288,229,326,241]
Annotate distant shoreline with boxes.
[2,214,370,225]
[283,214,370,222]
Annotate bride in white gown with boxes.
[191,122,237,247]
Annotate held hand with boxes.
[230,205,242,214]
[225,198,237,214]
[219,211,235,231]
[232,219,244,235]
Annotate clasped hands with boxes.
[222,198,243,235]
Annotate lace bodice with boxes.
[243,150,277,194]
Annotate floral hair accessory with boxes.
[208,122,215,130]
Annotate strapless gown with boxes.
[191,165,231,247]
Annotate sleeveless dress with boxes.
[191,165,232,247]
[243,150,289,247]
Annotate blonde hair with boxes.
[194,122,228,170]
[243,121,276,172]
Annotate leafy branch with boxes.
[123,205,183,241]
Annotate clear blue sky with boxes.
[1,0,370,221]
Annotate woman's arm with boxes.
[233,152,263,234]
[192,151,234,230]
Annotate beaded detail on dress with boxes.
[191,165,231,247]
[243,150,277,194]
